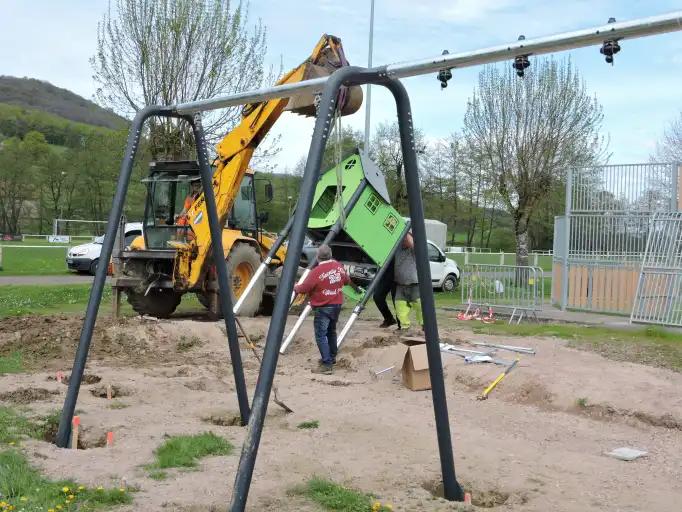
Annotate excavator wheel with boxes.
[126,289,182,319]
[198,243,264,318]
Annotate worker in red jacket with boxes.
[294,244,359,375]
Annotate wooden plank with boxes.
[568,266,577,308]
[579,266,588,309]
[604,267,616,312]
[552,263,562,304]
[593,267,604,311]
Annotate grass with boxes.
[0,449,132,511]
[472,322,682,372]
[0,284,112,317]
[292,477,392,512]
[0,406,61,446]
[576,397,589,408]
[0,351,24,375]
[107,401,129,410]
[176,336,203,352]
[0,283,205,319]
[0,245,70,275]
[145,433,233,475]
[297,420,320,430]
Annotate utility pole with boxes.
[363,0,375,151]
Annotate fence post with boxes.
[499,252,504,265]
[464,252,469,265]
[533,253,539,267]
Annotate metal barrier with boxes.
[462,264,544,324]
[631,212,682,327]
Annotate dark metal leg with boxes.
[55,107,169,448]
[386,79,464,501]
[191,115,250,425]
[228,66,367,512]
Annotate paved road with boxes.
[0,275,106,286]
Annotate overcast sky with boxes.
[1,0,681,171]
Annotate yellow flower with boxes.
[68,494,75,499]
[19,497,28,502]
[77,485,85,491]
[385,505,393,511]
[8,442,14,446]
[62,486,70,493]
[48,509,55,512]
[56,506,63,510]
[7,507,13,511]
[0,502,6,507]
[372,502,381,512]
[96,486,104,491]
[118,488,125,492]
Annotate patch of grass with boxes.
[0,244,70,276]
[0,449,132,511]
[108,400,129,410]
[297,420,320,430]
[0,351,24,374]
[146,432,233,473]
[0,284,112,317]
[176,335,203,352]
[148,470,167,480]
[576,397,588,408]
[293,477,392,512]
[471,322,682,373]
[0,407,62,446]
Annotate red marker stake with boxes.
[106,431,114,447]
[464,492,472,505]
[56,371,64,384]
[71,416,80,450]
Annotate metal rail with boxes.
[174,12,682,115]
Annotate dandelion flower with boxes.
[48,509,55,512]
[118,488,125,492]
[96,486,104,491]
[62,486,70,493]
[77,486,85,491]
[67,494,75,500]
[8,442,15,446]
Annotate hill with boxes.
[0,76,126,130]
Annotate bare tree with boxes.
[92,0,271,158]
[653,112,682,163]
[463,58,605,266]
[371,121,425,212]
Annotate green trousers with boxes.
[395,299,423,329]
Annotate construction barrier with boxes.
[461,264,544,323]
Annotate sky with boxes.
[1,0,681,171]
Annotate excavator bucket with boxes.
[286,46,363,117]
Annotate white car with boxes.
[66,223,142,275]
[426,240,460,292]
[348,240,460,292]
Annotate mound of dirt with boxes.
[90,384,130,399]
[0,387,58,404]
[0,315,180,369]
[422,479,510,508]
[362,334,402,348]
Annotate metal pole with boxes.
[364,0,375,150]
[191,115,250,426]
[55,106,167,448]
[561,168,573,311]
[229,67,371,512]
[174,12,682,115]
[233,215,295,314]
[386,78,464,501]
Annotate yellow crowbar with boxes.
[478,358,519,400]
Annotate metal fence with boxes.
[553,162,681,314]
[631,212,682,327]
[462,264,544,323]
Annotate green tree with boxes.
[463,58,605,266]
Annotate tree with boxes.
[463,58,605,266]
[653,112,682,163]
[92,0,270,159]
[0,132,49,234]
[371,121,425,212]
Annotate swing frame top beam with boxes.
[172,11,682,115]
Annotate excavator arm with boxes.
[178,34,361,287]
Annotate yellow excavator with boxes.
[112,35,362,318]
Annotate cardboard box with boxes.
[401,338,431,391]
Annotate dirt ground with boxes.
[1,312,680,511]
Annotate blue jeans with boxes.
[313,305,341,365]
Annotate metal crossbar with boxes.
[631,212,682,327]
[462,264,544,324]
